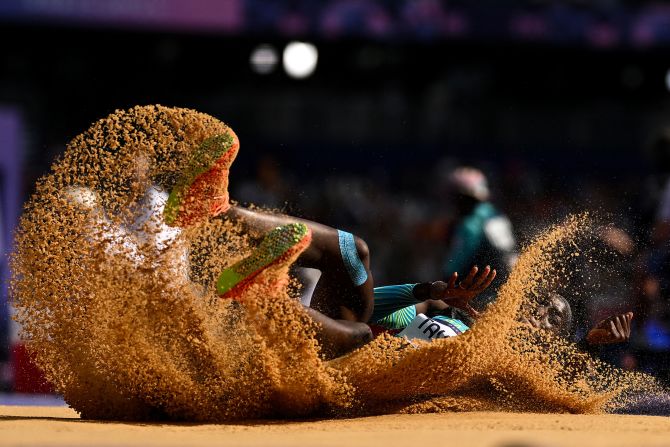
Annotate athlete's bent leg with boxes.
[224,206,374,322]
[305,308,373,359]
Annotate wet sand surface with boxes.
[2,405,669,447]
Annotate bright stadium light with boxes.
[250,44,278,75]
[283,41,318,79]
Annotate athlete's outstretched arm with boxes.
[412,265,496,319]
[586,312,633,345]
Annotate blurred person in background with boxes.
[441,167,517,321]
[647,127,670,245]
[628,127,670,383]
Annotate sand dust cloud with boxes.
[10,105,664,421]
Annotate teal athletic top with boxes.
[443,201,498,277]
[371,283,469,333]
[371,284,418,325]
[443,201,516,287]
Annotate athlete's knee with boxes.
[353,236,370,265]
[347,322,373,347]
[334,230,370,288]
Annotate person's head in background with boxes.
[447,167,490,217]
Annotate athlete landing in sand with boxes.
[66,124,499,359]
[161,129,374,358]
[163,127,505,358]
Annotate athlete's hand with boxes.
[586,312,633,345]
[430,265,497,319]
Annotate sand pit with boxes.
[2,405,669,447]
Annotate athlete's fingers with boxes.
[447,272,458,289]
[617,314,629,337]
[487,268,497,286]
[476,268,496,291]
[473,265,492,288]
[461,266,478,288]
[609,320,620,340]
[616,316,628,340]
[616,316,626,339]
[466,304,481,320]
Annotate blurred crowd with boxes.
[5,0,670,46]
[246,0,670,47]
[231,130,670,383]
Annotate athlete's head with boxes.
[448,167,490,201]
[524,293,574,338]
[447,167,490,215]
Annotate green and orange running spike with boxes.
[164,131,239,227]
[216,222,311,298]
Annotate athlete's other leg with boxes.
[305,308,373,359]
[225,206,374,323]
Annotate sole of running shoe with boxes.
[216,222,311,298]
[164,130,239,226]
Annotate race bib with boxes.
[397,313,464,341]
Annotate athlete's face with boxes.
[523,294,572,337]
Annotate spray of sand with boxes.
[10,105,661,421]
